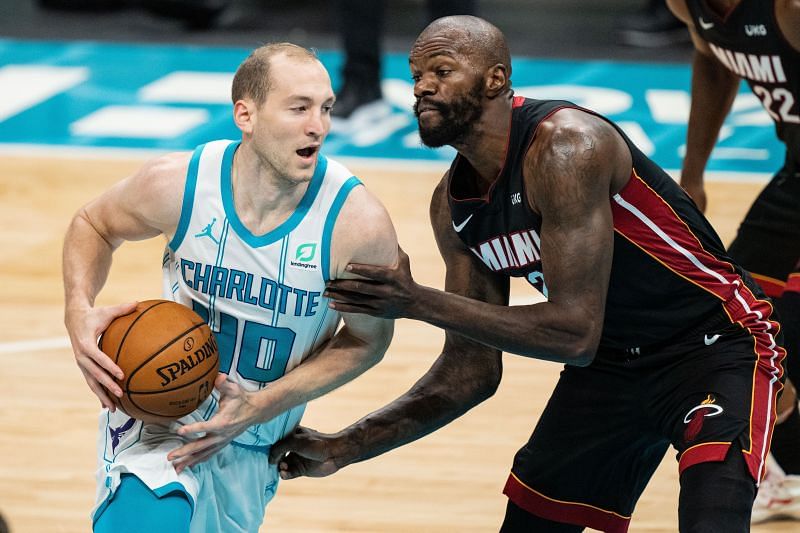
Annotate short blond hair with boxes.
[231,43,319,105]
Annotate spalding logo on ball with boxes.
[99,299,220,423]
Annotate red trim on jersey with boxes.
[610,171,785,481]
[503,473,631,533]
[786,273,800,295]
[750,273,786,298]
[512,96,526,108]
[679,442,731,475]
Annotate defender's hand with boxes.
[325,246,418,318]
[268,426,346,479]
[65,301,138,410]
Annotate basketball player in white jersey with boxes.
[62,43,398,532]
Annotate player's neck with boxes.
[230,146,310,236]
[455,95,514,188]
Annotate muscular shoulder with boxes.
[134,151,192,197]
[86,151,192,240]
[534,108,614,148]
[127,151,192,230]
[531,108,627,171]
[526,108,631,207]
[330,184,398,278]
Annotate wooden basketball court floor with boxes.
[0,153,795,532]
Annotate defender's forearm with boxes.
[410,285,596,365]
[250,324,391,424]
[332,347,501,467]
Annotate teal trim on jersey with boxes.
[277,406,300,448]
[221,142,329,247]
[310,304,331,351]
[201,394,218,421]
[275,235,289,326]
[168,143,205,251]
[321,176,363,282]
[256,235,290,398]
[101,411,111,462]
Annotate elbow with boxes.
[362,341,389,370]
[567,349,595,367]
[364,350,386,370]
[478,374,501,401]
[451,348,502,406]
[562,326,601,367]
[475,354,502,401]
[366,323,394,367]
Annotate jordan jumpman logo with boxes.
[194,218,220,245]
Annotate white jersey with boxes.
[93,140,362,527]
[163,139,358,446]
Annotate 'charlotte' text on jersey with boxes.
[179,258,322,317]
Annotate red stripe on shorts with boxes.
[503,472,631,533]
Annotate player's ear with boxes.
[233,99,255,134]
[485,64,508,98]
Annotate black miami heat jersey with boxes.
[447,97,773,351]
[686,0,800,172]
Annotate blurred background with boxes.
[1,0,692,60]
[0,0,781,172]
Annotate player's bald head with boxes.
[414,16,511,77]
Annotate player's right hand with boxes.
[64,301,138,410]
[268,426,347,479]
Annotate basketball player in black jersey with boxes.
[270,16,785,531]
[667,0,800,522]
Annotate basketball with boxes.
[99,299,219,423]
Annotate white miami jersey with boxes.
[162,139,360,446]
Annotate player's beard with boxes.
[414,80,484,148]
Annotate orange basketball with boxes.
[99,299,219,423]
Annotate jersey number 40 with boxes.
[192,302,297,384]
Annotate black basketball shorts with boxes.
[502,313,784,533]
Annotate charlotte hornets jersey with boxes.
[686,0,800,172]
[448,97,775,352]
[162,139,361,446]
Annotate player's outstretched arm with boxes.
[269,189,507,478]
[169,185,399,471]
[667,0,740,211]
[328,110,622,366]
[62,153,189,409]
[270,326,503,480]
